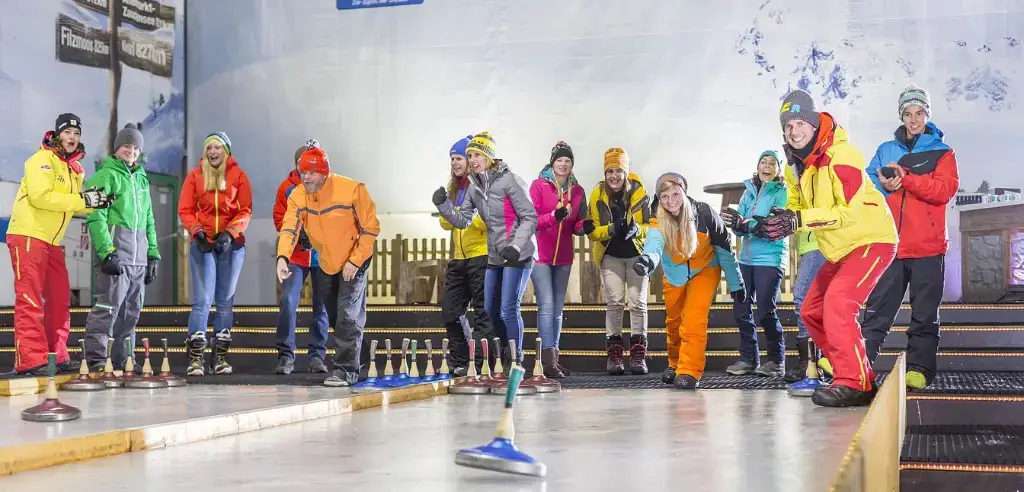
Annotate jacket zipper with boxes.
[744,184,767,264]
[130,166,140,264]
[552,184,565,264]
[214,187,220,235]
[52,166,73,244]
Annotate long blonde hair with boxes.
[201,158,227,192]
[656,180,698,259]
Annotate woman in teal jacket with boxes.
[721,150,789,377]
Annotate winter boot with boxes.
[811,383,877,408]
[661,366,676,384]
[542,348,564,378]
[553,348,571,376]
[186,333,207,376]
[212,332,233,375]
[673,374,699,390]
[784,337,810,383]
[628,334,649,375]
[606,335,625,375]
[275,356,294,375]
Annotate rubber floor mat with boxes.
[557,371,789,390]
[186,372,328,386]
[876,371,1024,395]
[903,424,1024,465]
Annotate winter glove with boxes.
[581,219,596,235]
[432,187,448,206]
[731,288,747,304]
[213,232,233,254]
[610,217,628,238]
[193,230,215,253]
[758,207,799,242]
[553,206,569,222]
[720,207,740,228]
[622,221,639,240]
[734,217,760,234]
[144,257,159,285]
[500,246,520,263]
[632,255,654,277]
[298,230,312,250]
[100,253,123,276]
[81,186,114,209]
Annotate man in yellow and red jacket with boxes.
[276,141,380,387]
[862,85,959,390]
[757,90,898,408]
[271,144,330,375]
[6,113,113,374]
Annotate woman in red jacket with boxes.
[528,141,588,377]
[178,132,252,376]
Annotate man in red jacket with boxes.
[272,142,330,375]
[862,84,960,390]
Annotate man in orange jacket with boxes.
[271,144,330,375]
[276,141,380,387]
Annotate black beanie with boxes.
[549,141,574,166]
[55,113,82,134]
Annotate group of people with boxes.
[427,84,957,408]
[6,82,956,407]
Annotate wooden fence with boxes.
[354,233,800,304]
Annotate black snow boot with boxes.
[784,336,810,383]
[213,332,233,375]
[606,335,625,375]
[628,334,649,375]
[186,333,207,376]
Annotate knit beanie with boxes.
[298,146,330,176]
[655,172,688,194]
[450,135,473,158]
[758,149,781,166]
[204,132,232,155]
[55,113,82,134]
[113,123,144,152]
[779,89,820,129]
[466,131,497,162]
[898,84,931,119]
[549,141,574,166]
[603,147,629,174]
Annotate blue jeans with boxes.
[793,250,827,339]
[531,264,571,350]
[484,265,533,362]
[275,262,330,360]
[734,264,785,364]
[187,242,245,336]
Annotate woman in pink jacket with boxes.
[529,141,590,377]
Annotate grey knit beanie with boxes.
[779,89,820,129]
[113,123,144,152]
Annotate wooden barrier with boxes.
[830,353,907,492]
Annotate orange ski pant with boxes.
[664,265,721,380]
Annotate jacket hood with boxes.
[783,111,848,170]
[893,121,949,152]
[40,130,85,165]
[471,159,510,187]
[286,168,302,186]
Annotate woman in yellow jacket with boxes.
[438,135,494,375]
[6,114,113,374]
[759,90,898,407]
[584,148,652,375]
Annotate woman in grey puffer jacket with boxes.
[433,131,537,364]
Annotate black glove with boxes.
[194,230,215,253]
[720,207,740,228]
[213,232,233,254]
[622,221,639,240]
[144,257,159,285]
[581,219,596,235]
[633,255,654,276]
[610,217,627,237]
[501,246,520,263]
[759,207,799,242]
[100,253,123,276]
[553,206,569,222]
[432,187,448,206]
[731,288,747,304]
[81,186,114,209]
[734,217,759,234]
[298,230,312,249]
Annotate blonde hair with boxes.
[201,158,227,192]
[656,180,698,259]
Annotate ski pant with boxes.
[6,235,71,373]
[801,243,896,392]
[275,262,330,361]
[440,255,492,368]
[84,264,146,369]
[862,255,944,383]
[664,265,720,380]
[317,267,368,379]
[733,264,785,365]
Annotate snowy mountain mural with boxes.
[0,0,184,180]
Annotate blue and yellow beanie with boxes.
[466,131,497,162]
[204,132,232,155]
